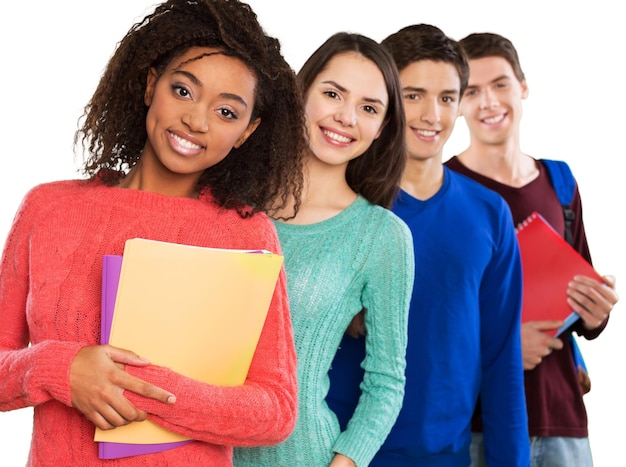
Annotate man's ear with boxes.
[521,79,529,100]
[234,117,261,148]
[144,68,158,106]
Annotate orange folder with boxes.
[94,238,283,444]
[516,212,602,337]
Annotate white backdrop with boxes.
[1,1,623,465]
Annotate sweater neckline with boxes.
[273,195,370,234]
[397,166,452,208]
[86,178,216,213]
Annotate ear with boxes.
[234,117,261,148]
[144,68,158,106]
[520,79,529,100]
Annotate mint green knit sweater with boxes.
[234,196,414,466]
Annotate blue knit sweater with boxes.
[327,169,529,466]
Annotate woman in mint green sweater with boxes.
[233,32,414,467]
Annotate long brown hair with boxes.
[298,32,406,209]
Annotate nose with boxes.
[480,87,498,110]
[182,105,209,132]
[421,99,441,125]
[334,104,357,127]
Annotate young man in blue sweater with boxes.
[326,24,530,466]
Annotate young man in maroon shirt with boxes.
[445,32,619,467]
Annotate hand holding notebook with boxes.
[516,212,602,337]
[97,238,283,458]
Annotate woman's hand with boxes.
[70,345,175,430]
[521,321,564,370]
[567,275,618,330]
[329,453,356,467]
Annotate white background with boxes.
[1,1,623,465]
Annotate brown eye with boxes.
[218,108,238,120]
[172,84,191,98]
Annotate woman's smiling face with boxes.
[142,47,260,184]
[303,51,388,168]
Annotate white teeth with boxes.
[483,114,504,124]
[417,129,437,137]
[171,132,202,149]
[324,129,352,144]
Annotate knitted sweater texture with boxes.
[0,178,297,466]
[327,168,529,466]
[233,196,414,467]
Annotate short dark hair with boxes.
[459,32,526,83]
[76,0,306,218]
[382,24,469,96]
[297,32,406,208]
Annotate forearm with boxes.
[333,233,412,466]
[0,340,85,410]
[126,359,297,446]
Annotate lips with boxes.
[411,128,440,142]
[170,131,203,149]
[481,113,505,125]
[322,128,354,144]
[416,129,438,137]
[168,130,205,156]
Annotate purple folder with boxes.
[99,255,191,459]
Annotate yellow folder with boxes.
[94,238,284,444]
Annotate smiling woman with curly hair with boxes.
[0,0,307,465]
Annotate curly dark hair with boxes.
[297,32,406,209]
[75,0,306,218]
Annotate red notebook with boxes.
[515,212,602,337]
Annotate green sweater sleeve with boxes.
[332,211,414,466]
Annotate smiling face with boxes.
[460,56,528,147]
[303,52,388,168]
[400,60,461,162]
[140,47,260,194]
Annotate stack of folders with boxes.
[96,238,284,459]
[515,211,602,337]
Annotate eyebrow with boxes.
[404,86,459,96]
[466,74,512,91]
[491,75,512,84]
[172,70,249,108]
[321,79,386,106]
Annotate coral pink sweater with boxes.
[0,179,297,466]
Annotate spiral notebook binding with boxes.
[515,211,538,233]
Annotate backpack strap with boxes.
[540,159,586,373]
[540,159,577,245]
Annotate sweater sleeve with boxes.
[331,213,414,467]
[479,203,530,466]
[125,253,298,447]
[0,188,85,411]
